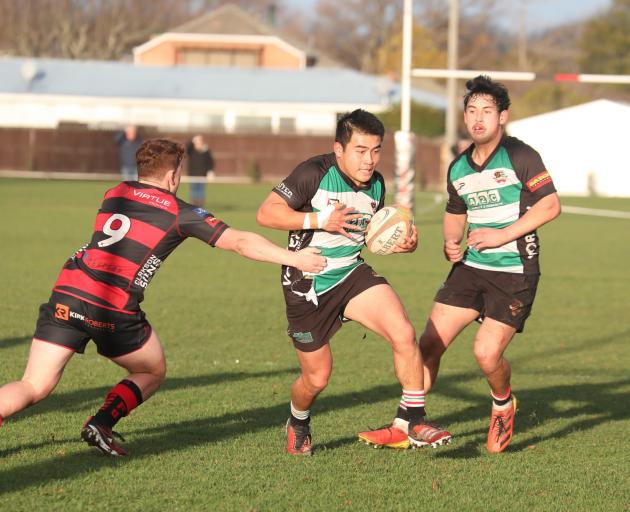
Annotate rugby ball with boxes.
[365,206,413,255]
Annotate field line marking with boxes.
[562,206,630,219]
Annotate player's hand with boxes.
[294,247,327,274]
[443,239,463,262]
[467,227,507,251]
[392,224,418,253]
[322,203,364,237]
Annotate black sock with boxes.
[493,394,512,407]
[406,407,427,426]
[396,406,410,422]
[290,414,310,427]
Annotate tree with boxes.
[509,83,589,120]
[419,0,505,70]
[379,102,444,137]
[579,0,630,75]
[0,0,197,60]
[302,0,404,73]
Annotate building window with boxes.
[179,48,259,68]
[235,116,272,133]
[278,117,296,134]
[190,113,225,132]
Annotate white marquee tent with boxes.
[508,99,630,197]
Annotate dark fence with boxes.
[0,127,441,187]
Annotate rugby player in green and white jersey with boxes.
[257,109,453,455]
[415,76,560,454]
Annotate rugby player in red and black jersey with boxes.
[0,139,325,456]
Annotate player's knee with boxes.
[419,331,446,360]
[388,322,416,350]
[473,343,500,370]
[152,359,167,384]
[23,378,55,404]
[303,372,330,394]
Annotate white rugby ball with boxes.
[365,206,413,255]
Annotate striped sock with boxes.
[491,387,512,408]
[400,389,426,424]
[93,379,143,429]
[290,401,310,426]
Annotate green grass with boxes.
[1,179,629,511]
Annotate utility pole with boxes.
[518,0,529,70]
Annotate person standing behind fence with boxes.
[186,135,215,208]
[114,125,142,181]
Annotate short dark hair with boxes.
[463,75,511,112]
[136,139,185,179]
[335,109,385,148]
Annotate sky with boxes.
[286,0,612,33]
[515,0,611,32]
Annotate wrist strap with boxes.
[302,204,335,230]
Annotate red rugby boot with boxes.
[487,395,517,453]
[286,418,312,456]
[358,418,410,449]
[408,420,452,448]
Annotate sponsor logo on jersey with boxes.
[526,171,552,192]
[55,303,70,321]
[466,189,501,208]
[204,216,221,227]
[327,198,340,206]
[132,190,172,208]
[456,181,466,192]
[275,182,293,198]
[290,331,314,344]
[371,201,377,212]
[134,254,162,289]
[84,254,125,274]
[348,213,371,232]
[493,171,507,184]
[192,207,209,217]
[524,233,538,259]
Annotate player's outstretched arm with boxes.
[214,228,326,273]
[257,193,362,235]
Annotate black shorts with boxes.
[434,263,539,333]
[33,292,152,358]
[283,263,388,352]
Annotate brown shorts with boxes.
[283,263,388,352]
[34,292,152,358]
[434,263,539,333]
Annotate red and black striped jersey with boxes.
[53,181,229,313]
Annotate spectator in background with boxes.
[451,136,473,159]
[186,135,215,208]
[114,125,142,181]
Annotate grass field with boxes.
[1,179,629,511]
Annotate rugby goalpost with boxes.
[395,0,630,212]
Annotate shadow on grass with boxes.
[0,336,30,350]
[427,328,630,459]
[1,330,629,489]
[10,367,300,420]
[0,381,404,494]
